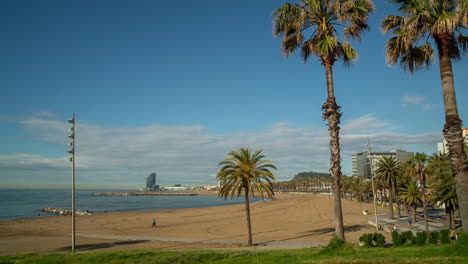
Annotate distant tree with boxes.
[400,180,423,223]
[273,0,375,240]
[375,156,402,219]
[382,0,468,228]
[428,152,458,229]
[408,153,430,233]
[216,148,276,246]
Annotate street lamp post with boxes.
[68,113,76,252]
[367,138,379,230]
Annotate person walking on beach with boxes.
[408,217,413,228]
[152,218,156,228]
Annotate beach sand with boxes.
[0,193,388,256]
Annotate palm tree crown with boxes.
[274,0,375,66]
[375,156,402,219]
[382,0,467,73]
[217,148,276,200]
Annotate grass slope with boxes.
[1,244,467,264]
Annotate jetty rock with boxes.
[42,208,93,216]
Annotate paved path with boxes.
[76,233,326,250]
[367,210,453,233]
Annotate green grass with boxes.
[1,244,467,264]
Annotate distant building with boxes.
[352,150,413,178]
[437,128,468,154]
[146,173,157,190]
[163,185,186,191]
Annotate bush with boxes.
[319,236,354,255]
[374,233,386,247]
[440,229,451,244]
[416,231,428,246]
[453,230,468,255]
[428,231,440,244]
[359,233,386,247]
[392,231,403,247]
[359,233,374,247]
[400,231,415,246]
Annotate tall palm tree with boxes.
[273,0,375,240]
[428,152,458,229]
[409,153,430,233]
[375,156,402,220]
[382,0,468,228]
[216,148,276,246]
[400,180,423,223]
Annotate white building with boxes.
[352,150,413,178]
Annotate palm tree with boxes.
[428,152,458,229]
[216,148,276,246]
[408,153,430,233]
[400,180,423,223]
[273,0,375,240]
[375,156,402,220]
[382,0,468,228]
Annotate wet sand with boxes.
[0,193,388,256]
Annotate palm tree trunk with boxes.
[396,199,401,218]
[244,186,253,246]
[388,183,394,219]
[322,61,345,240]
[412,203,417,224]
[436,35,468,230]
[420,174,430,233]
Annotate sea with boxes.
[0,189,259,221]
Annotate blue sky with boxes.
[1,0,467,189]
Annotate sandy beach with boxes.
[0,193,388,256]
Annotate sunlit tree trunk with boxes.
[436,34,468,230]
[388,181,394,219]
[244,185,253,246]
[322,60,345,240]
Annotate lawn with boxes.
[1,243,467,264]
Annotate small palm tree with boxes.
[216,148,276,246]
[273,0,375,240]
[408,153,430,233]
[375,156,402,219]
[400,180,423,223]
[382,0,468,227]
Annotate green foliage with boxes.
[392,231,416,247]
[453,230,468,255]
[429,231,440,244]
[440,229,451,244]
[319,235,355,255]
[392,231,404,247]
[292,171,330,181]
[416,231,428,246]
[359,233,386,247]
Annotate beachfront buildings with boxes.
[437,127,468,154]
[352,150,413,178]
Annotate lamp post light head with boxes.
[68,149,74,154]
[69,142,73,147]
[68,133,74,139]
[68,118,74,124]
[69,157,73,162]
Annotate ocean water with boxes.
[0,189,259,221]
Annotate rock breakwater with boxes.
[42,208,93,216]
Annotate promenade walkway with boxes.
[367,209,456,233]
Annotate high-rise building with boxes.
[146,173,156,190]
[352,150,413,178]
[437,128,468,154]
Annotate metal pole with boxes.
[367,138,379,230]
[69,113,76,252]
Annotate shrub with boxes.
[440,229,451,244]
[359,233,386,247]
[453,230,468,255]
[400,231,415,246]
[319,236,354,255]
[392,231,405,247]
[359,233,373,247]
[373,233,386,247]
[428,231,440,244]
[416,231,428,246]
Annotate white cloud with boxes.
[400,95,436,110]
[0,114,440,189]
